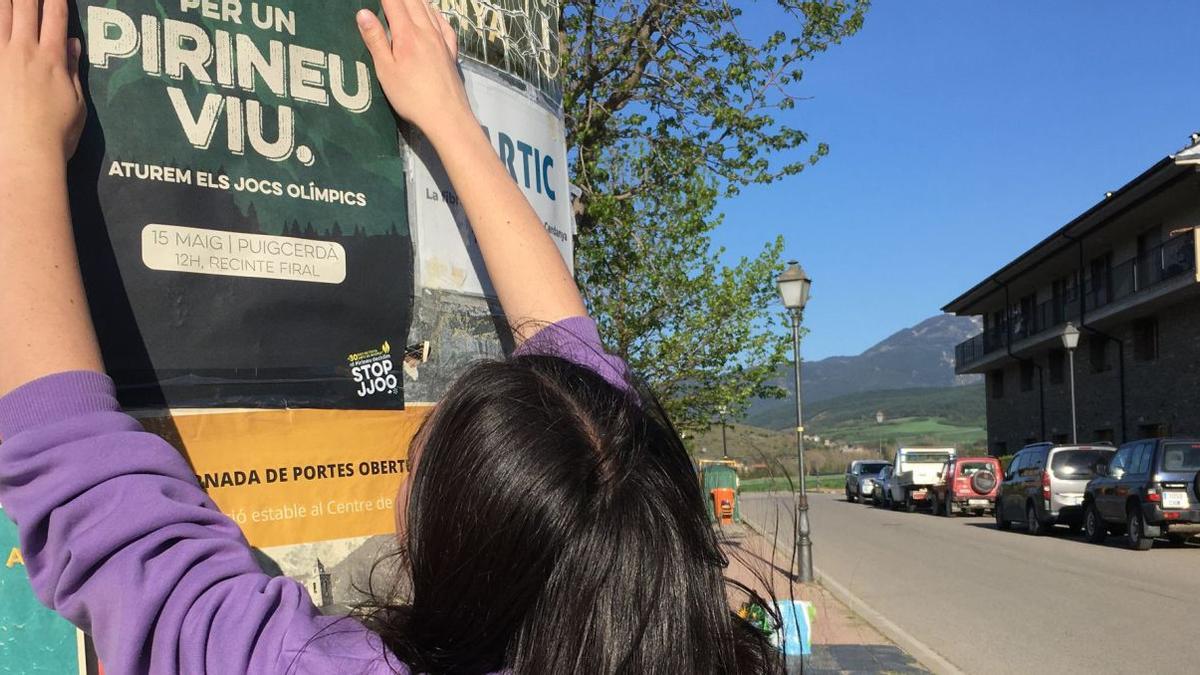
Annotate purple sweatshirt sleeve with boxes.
[0,372,402,675]
[514,316,632,393]
[0,318,630,675]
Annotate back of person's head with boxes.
[362,352,779,674]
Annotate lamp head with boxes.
[776,260,812,310]
[1061,322,1080,350]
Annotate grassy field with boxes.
[739,474,842,493]
[821,415,984,448]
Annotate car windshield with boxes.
[958,462,992,476]
[859,462,889,474]
[1050,449,1113,480]
[1160,443,1200,472]
[902,452,951,464]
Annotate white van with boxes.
[889,447,957,512]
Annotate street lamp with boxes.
[776,260,813,583]
[718,405,729,459]
[875,410,885,457]
[1061,322,1080,444]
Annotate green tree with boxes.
[561,0,868,432]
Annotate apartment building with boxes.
[944,138,1200,455]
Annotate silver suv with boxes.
[995,443,1115,535]
[844,460,890,503]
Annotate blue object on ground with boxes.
[773,600,814,656]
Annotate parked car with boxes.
[995,443,1115,535]
[871,465,894,508]
[889,447,956,512]
[928,456,1002,517]
[844,460,890,503]
[1082,438,1200,550]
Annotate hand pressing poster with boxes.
[69,0,411,409]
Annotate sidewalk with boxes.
[719,522,928,674]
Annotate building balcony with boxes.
[954,228,1198,373]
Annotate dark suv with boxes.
[995,443,1115,535]
[1082,438,1200,550]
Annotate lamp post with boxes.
[719,405,729,459]
[875,410,886,457]
[1062,323,1080,444]
[776,260,813,583]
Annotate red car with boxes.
[928,456,1002,517]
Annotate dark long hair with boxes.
[359,352,781,674]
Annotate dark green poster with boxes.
[69,0,411,409]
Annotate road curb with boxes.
[740,510,965,675]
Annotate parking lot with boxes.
[741,491,1200,675]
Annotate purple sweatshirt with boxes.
[0,316,628,674]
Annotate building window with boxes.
[1089,253,1113,308]
[1089,338,1110,373]
[1016,293,1036,338]
[989,369,1005,399]
[1020,361,1035,392]
[1048,349,1066,385]
[1133,317,1158,362]
[1051,277,1076,324]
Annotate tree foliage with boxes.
[561,0,868,432]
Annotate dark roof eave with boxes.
[942,156,1185,315]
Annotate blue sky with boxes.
[719,1,1200,360]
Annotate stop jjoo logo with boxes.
[352,359,397,397]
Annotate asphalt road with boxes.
[740,491,1200,675]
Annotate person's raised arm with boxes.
[357,0,587,342]
[0,0,102,396]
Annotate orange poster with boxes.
[140,407,431,548]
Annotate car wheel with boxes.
[929,492,940,516]
[904,492,916,513]
[1126,508,1154,551]
[1026,504,1044,536]
[845,486,855,503]
[944,495,955,518]
[1084,503,1106,544]
[995,501,1010,530]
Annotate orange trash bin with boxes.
[711,488,736,525]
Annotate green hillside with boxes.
[750,384,983,432]
[693,385,986,474]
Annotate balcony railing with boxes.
[955,229,1196,370]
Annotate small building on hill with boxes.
[943,137,1200,455]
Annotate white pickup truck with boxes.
[888,447,957,512]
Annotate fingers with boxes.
[433,10,458,59]
[380,0,413,44]
[356,9,392,63]
[10,0,36,43]
[39,0,67,53]
[0,0,12,47]
[416,0,439,33]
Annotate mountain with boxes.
[745,314,981,429]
